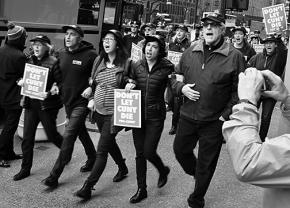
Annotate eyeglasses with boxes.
[203,22,220,28]
[102,37,115,42]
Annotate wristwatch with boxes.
[238,99,257,108]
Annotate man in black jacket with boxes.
[171,14,245,208]
[123,21,143,57]
[43,25,97,188]
[0,22,27,168]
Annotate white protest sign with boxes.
[167,50,182,66]
[262,4,287,34]
[131,43,143,63]
[21,63,49,100]
[114,89,141,128]
[252,44,264,53]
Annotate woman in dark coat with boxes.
[13,35,63,181]
[125,35,174,203]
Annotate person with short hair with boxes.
[75,29,129,200]
[42,25,97,188]
[13,35,63,181]
[137,23,156,48]
[232,26,256,63]
[123,21,144,57]
[171,13,245,208]
[125,35,174,204]
[223,68,290,208]
[0,22,27,168]
[248,35,286,142]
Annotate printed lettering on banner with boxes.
[167,50,182,66]
[114,89,141,128]
[262,4,287,34]
[253,44,264,53]
[21,63,49,100]
[131,43,143,63]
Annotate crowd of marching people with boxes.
[0,11,289,208]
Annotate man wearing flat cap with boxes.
[232,26,256,63]
[43,25,97,188]
[137,23,156,48]
[248,35,286,142]
[171,13,245,208]
[124,21,144,57]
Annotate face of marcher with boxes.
[251,38,258,44]
[64,29,82,50]
[264,41,277,55]
[145,41,159,62]
[168,25,174,33]
[131,25,138,34]
[234,30,245,45]
[144,27,155,36]
[203,21,223,46]
[32,41,48,58]
[102,33,117,54]
[176,28,186,40]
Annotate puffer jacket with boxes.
[129,58,174,120]
[222,101,290,208]
[22,53,63,110]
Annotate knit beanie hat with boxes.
[7,22,26,41]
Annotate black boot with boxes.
[42,175,58,188]
[80,158,95,172]
[129,188,147,204]
[169,126,176,135]
[113,159,128,182]
[75,181,95,200]
[157,166,170,188]
[13,169,30,181]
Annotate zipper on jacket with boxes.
[145,72,150,120]
[264,56,268,68]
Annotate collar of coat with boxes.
[191,39,230,57]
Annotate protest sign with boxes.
[262,4,287,34]
[131,43,143,62]
[114,89,141,128]
[21,63,49,100]
[167,50,182,66]
[252,44,264,53]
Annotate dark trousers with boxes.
[50,106,96,178]
[87,112,125,184]
[171,96,182,128]
[0,108,22,160]
[21,102,63,170]
[259,98,276,142]
[173,117,223,208]
[132,119,167,189]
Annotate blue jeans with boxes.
[50,106,96,178]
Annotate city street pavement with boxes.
[3,105,286,208]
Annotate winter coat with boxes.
[57,41,97,108]
[169,37,191,53]
[0,43,26,109]
[171,39,245,121]
[123,34,144,56]
[128,58,174,120]
[222,100,290,208]
[22,53,63,110]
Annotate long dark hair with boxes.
[100,30,129,67]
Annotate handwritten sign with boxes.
[114,89,141,128]
[252,44,264,53]
[131,43,143,63]
[167,51,182,66]
[262,4,287,34]
[21,63,49,100]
